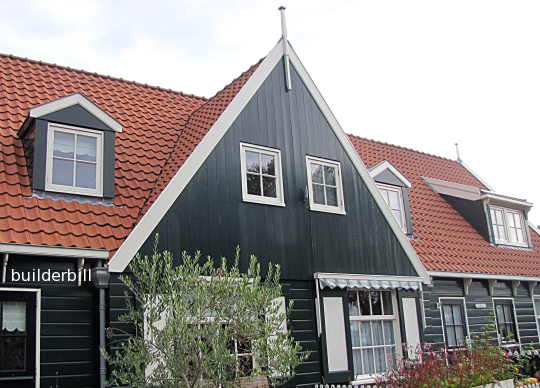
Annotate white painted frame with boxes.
[305,155,345,215]
[438,297,470,349]
[0,243,108,259]
[348,290,402,384]
[489,206,528,247]
[375,183,407,232]
[492,297,521,347]
[239,143,285,207]
[108,39,431,284]
[0,287,41,388]
[369,160,412,188]
[45,123,104,197]
[533,296,540,343]
[429,271,540,283]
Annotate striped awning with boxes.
[319,277,421,291]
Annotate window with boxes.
[240,143,284,206]
[440,299,468,348]
[227,335,254,377]
[493,299,518,344]
[46,123,103,196]
[534,297,540,340]
[348,290,399,379]
[306,156,345,214]
[377,184,406,231]
[489,206,527,246]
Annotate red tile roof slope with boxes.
[0,54,208,251]
[349,135,540,277]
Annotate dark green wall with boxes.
[140,59,417,280]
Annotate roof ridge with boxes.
[0,52,208,101]
[348,133,459,164]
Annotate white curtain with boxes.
[2,301,26,332]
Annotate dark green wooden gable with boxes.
[140,59,418,280]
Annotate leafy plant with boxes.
[103,244,305,388]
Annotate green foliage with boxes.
[103,244,305,388]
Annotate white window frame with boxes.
[45,123,104,197]
[0,287,41,388]
[438,297,470,349]
[489,206,528,247]
[305,156,345,215]
[533,296,540,343]
[348,289,402,383]
[492,297,520,347]
[239,143,285,207]
[376,183,407,232]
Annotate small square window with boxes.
[240,143,284,206]
[46,123,103,196]
[306,156,345,214]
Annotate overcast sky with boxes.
[2,1,539,221]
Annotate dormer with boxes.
[19,94,122,198]
[423,177,533,248]
[369,161,414,235]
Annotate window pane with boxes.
[383,321,395,345]
[386,347,396,369]
[0,337,26,371]
[2,302,26,332]
[360,322,372,346]
[455,326,465,346]
[534,299,540,315]
[382,292,393,315]
[52,158,74,186]
[496,210,504,225]
[352,349,362,376]
[446,325,456,347]
[374,348,386,373]
[452,305,463,325]
[391,210,403,225]
[246,174,261,195]
[312,184,325,205]
[261,154,275,176]
[325,186,338,207]
[371,291,382,315]
[506,213,516,227]
[76,161,97,189]
[76,135,97,162]
[388,190,400,209]
[362,349,375,374]
[245,151,260,173]
[350,321,360,347]
[359,292,370,315]
[380,189,390,205]
[324,166,336,185]
[262,176,277,198]
[311,163,323,184]
[348,293,359,316]
[443,305,454,326]
[53,131,75,158]
[372,321,384,345]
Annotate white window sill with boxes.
[242,197,286,207]
[309,205,346,215]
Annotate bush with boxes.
[375,338,526,388]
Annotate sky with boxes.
[2,0,540,220]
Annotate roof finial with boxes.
[454,142,462,163]
[278,6,292,91]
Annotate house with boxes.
[351,136,540,353]
[0,30,431,388]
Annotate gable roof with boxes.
[350,135,540,279]
[369,160,412,188]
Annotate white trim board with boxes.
[28,93,122,132]
[0,287,41,388]
[0,243,108,259]
[108,39,431,285]
[429,270,540,283]
[369,160,412,188]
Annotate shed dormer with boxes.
[19,93,122,199]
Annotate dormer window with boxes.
[376,183,406,232]
[489,206,527,247]
[46,124,103,196]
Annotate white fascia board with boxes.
[314,272,425,283]
[528,222,540,238]
[480,193,533,208]
[287,43,430,284]
[369,160,412,188]
[429,270,540,283]
[0,243,108,259]
[108,40,284,273]
[29,93,122,132]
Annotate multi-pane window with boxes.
[348,290,398,378]
[494,299,518,344]
[46,124,103,196]
[534,298,540,340]
[240,143,284,206]
[0,301,27,373]
[227,336,253,378]
[377,184,406,231]
[440,299,467,348]
[489,206,527,246]
[306,156,345,214]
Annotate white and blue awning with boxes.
[315,273,423,291]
